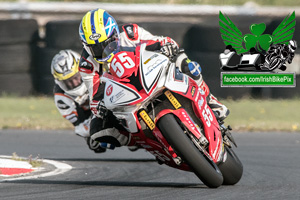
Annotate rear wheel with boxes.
[218,146,243,185]
[157,114,223,188]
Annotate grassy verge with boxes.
[223,98,300,132]
[0,96,72,130]
[0,96,299,132]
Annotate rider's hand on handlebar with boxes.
[96,101,108,119]
[91,100,107,119]
[160,42,179,58]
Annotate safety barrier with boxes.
[0,16,299,98]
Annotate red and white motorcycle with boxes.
[101,42,243,188]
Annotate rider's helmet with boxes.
[79,8,120,63]
[51,50,87,96]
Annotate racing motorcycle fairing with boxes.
[186,83,223,163]
[102,43,224,169]
[102,46,169,110]
[154,83,223,163]
[164,62,189,94]
[139,45,169,94]
[162,61,223,163]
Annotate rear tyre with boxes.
[157,114,223,188]
[218,146,243,185]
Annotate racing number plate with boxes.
[164,90,181,109]
[139,110,155,130]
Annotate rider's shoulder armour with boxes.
[79,49,94,74]
[122,24,139,41]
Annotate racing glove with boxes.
[161,42,179,58]
[90,100,108,119]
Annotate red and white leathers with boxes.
[53,84,91,138]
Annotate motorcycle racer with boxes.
[78,8,229,149]
[261,40,297,71]
[51,49,106,153]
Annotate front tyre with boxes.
[218,146,243,185]
[157,114,223,188]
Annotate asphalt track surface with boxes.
[0,130,299,200]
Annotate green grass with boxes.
[0,96,299,132]
[0,95,72,130]
[223,98,300,132]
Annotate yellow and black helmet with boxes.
[79,8,120,63]
[51,50,80,81]
[51,50,88,96]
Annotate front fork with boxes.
[219,124,237,148]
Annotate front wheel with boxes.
[157,114,223,188]
[218,146,243,185]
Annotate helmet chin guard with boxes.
[55,79,87,97]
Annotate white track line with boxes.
[0,156,72,182]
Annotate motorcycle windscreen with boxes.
[140,50,169,94]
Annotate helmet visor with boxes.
[87,40,110,59]
[102,40,119,61]
[62,72,83,90]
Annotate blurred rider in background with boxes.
[78,8,229,150]
[51,49,106,153]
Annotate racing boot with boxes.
[90,115,132,149]
[207,93,230,121]
[86,137,107,153]
[119,129,141,151]
[199,80,230,121]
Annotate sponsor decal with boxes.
[198,97,204,108]
[164,90,181,109]
[191,86,196,97]
[199,88,205,95]
[181,111,197,131]
[89,33,101,40]
[109,89,125,103]
[106,85,113,96]
[144,54,159,65]
[145,58,167,76]
[139,110,155,130]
